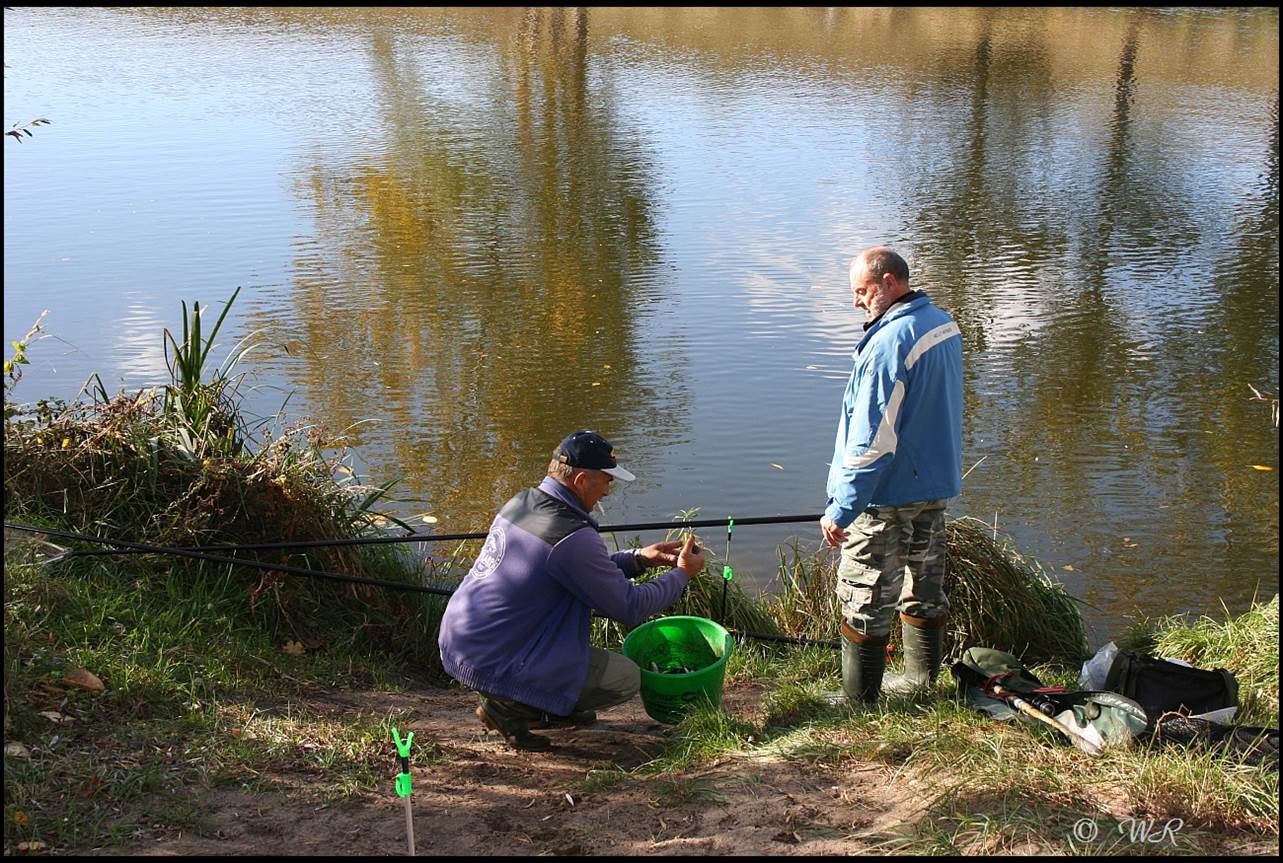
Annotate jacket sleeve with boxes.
[825,349,906,528]
[546,529,688,627]
[609,549,646,578]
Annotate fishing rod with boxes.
[4,514,824,557]
[6,520,845,651]
[4,522,455,596]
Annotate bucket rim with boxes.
[622,615,734,678]
[622,614,731,640]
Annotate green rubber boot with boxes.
[884,613,947,696]
[840,621,888,705]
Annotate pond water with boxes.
[4,8,1278,643]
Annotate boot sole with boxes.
[475,705,552,751]
[529,712,597,730]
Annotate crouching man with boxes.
[438,430,705,750]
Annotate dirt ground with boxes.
[95,683,938,857]
[87,680,1277,857]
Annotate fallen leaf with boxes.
[591,381,602,387]
[13,810,29,828]
[771,463,784,470]
[301,636,326,650]
[281,641,306,656]
[38,711,65,723]
[1251,464,1273,471]
[1062,565,1074,571]
[419,514,438,524]
[564,793,575,807]
[5,743,31,759]
[62,667,105,693]
[772,830,801,844]
[17,841,48,852]
[73,775,105,797]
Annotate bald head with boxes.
[850,246,909,285]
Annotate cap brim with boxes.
[601,465,635,482]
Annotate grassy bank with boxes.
[643,594,1278,853]
[4,298,1277,853]
[3,297,447,850]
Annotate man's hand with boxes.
[675,534,706,577]
[820,515,848,548]
[637,540,683,570]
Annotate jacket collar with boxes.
[538,476,599,528]
[854,291,930,356]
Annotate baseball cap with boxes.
[554,430,636,482]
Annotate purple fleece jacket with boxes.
[437,477,689,715]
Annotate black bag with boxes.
[1152,714,1279,768]
[1104,649,1238,718]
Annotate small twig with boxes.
[961,455,987,481]
[1246,384,1279,429]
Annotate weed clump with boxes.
[3,293,439,666]
[760,518,1088,664]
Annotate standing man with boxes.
[439,430,705,751]
[821,247,963,703]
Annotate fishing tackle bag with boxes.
[1102,648,1238,719]
[951,647,1148,747]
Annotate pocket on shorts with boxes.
[835,579,875,609]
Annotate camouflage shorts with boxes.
[836,500,950,638]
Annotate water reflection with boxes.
[259,9,681,527]
[3,7,1277,638]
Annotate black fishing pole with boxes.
[4,522,455,596]
[4,514,824,557]
[6,519,843,651]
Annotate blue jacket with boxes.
[824,292,964,528]
[438,477,689,715]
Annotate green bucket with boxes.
[621,615,734,725]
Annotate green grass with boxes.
[2,547,436,850]
[619,594,1278,852]
[3,292,449,851]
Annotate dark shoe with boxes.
[884,613,947,696]
[529,709,597,729]
[840,621,887,705]
[475,697,552,752]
